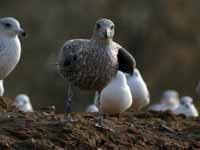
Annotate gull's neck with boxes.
[91,37,112,46]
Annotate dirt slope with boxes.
[0,97,200,150]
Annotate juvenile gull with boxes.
[174,96,199,117]
[58,18,136,124]
[0,17,26,95]
[126,68,150,110]
[13,94,33,112]
[148,90,179,112]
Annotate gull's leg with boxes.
[95,91,103,126]
[95,91,115,132]
[64,83,73,122]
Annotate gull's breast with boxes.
[0,37,21,79]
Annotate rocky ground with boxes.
[0,97,200,150]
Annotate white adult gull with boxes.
[126,68,150,110]
[174,96,199,117]
[0,17,26,96]
[93,71,132,114]
[13,94,33,112]
[148,90,179,112]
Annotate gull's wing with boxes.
[117,47,136,75]
[58,39,90,67]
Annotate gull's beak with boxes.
[17,28,27,38]
[104,28,112,39]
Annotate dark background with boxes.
[1,0,200,112]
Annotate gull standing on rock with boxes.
[58,18,136,125]
[0,17,26,96]
[174,96,199,117]
[126,68,150,110]
[148,90,179,112]
[13,94,33,112]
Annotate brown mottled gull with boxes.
[58,18,136,125]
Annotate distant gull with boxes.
[126,68,150,110]
[58,18,136,125]
[0,17,26,96]
[13,94,33,112]
[174,96,199,117]
[148,90,179,112]
[86,104,99,113]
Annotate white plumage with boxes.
[86,104,99,113]
[0,80,4,96]
[97,71,132,114]
[0,17,26,95]
[13,94,33,112]
[148,90,179,112]
[126,68,150,110]
[174,96,199,117]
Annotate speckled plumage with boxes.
[58,19,135,91]
[59,39,119,91]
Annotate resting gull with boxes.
[174,96,199,117]
[126,68,150,110]
[0,17,26,95]
[13,94,33,112]
[148,90,179,112]
[58,18,136,125]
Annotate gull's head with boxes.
[161,90,179,106]
[0,17,26,37]
[92,18,115,41]
[115,71,127,85]
[133,68,141,78]
[180,96,193,108]
[13,94,33,112]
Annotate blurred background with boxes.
[1,0,200,112]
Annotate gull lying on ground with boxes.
[174,96,199,117]
[126,68,150,110]
[148,90,179,112]
[0,17,26,96]
[13,94,33,112]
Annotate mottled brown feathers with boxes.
[58,19,136,91]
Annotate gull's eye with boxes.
[3,23,11,28]
[96,23,101,29]
[110,25,114,30]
